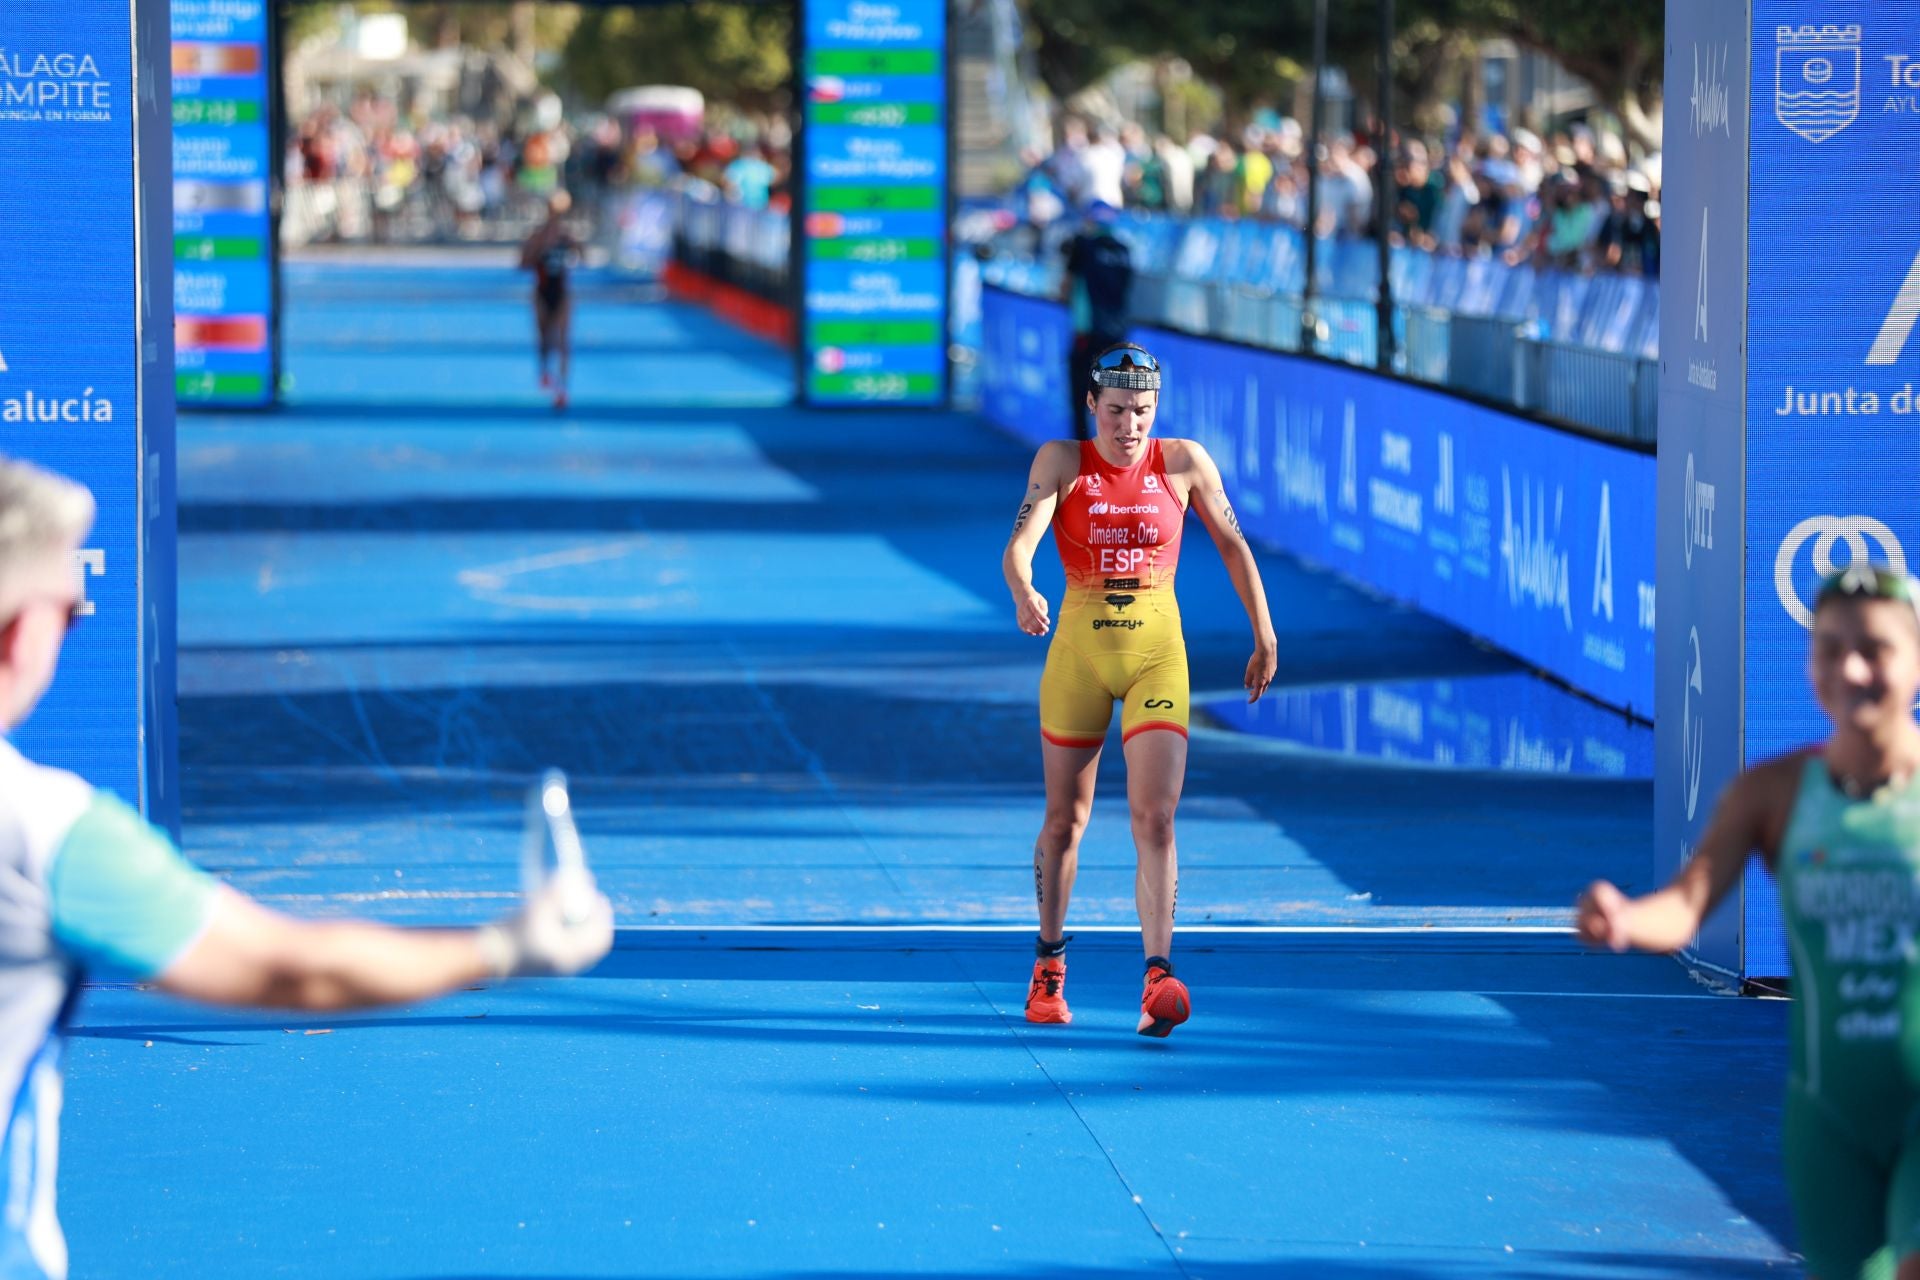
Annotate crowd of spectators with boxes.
[1019,114,1661,278]
[286,94,795,244]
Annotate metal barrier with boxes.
[281,176,560,247]
[673,192,790,302]
[1447,314,1523,405]
[1402,307,1451,385]
[1124,266,1659,443]
[1516,338,1659,443]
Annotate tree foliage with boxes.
[558,4,793,113]
[280,2,581,62]
[1022,0,1664,145]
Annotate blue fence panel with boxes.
[1428,257,1469,313]
[1579,275,1647,354]
[1632,287,1661,360]
[978,284,1073,445]
[1455,258,1510,318]
[1390,245,1431,308]
[1495,262,1538,320]
[1173,221,1220,279]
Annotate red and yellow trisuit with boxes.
[1040,438,1189,748]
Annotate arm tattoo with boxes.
[1214,489,1248,543]
[1008,483,1044,541]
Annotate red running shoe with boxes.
[1025,957,1071,1024]
[553,390,569,412]
[1136,961,1189,1037]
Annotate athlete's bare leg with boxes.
[1035,740,1101,941]
[552,296,573,397]
[1124,729,1186,960]
[534,298,554,383]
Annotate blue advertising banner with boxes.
[799,0,949,406]
[1744,1,1920,977]
[980,284,1072,446]
[172,0,276,407]
[1657,0,1751,979]
[1203,674,1655,780]
[1139,327,1657,718]
[0,0,177,829]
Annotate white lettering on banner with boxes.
[1683,627,1705,822]
[1498,468,1573,631]
[0,49,113,123]
[1,389,115,423]
[1770,385,1920,415]
[1775,515,1908,628]
[1592,483,1614,622]
[73,549,103,616]
[1338,402,1358,513]
[1583,633,1627,672]
[1694,206,1710,344]
[0,349,9,372]
[1688,207,1718,391]
[1888,55,1920,89]
[1369,479,1423,534]
[1380,431,1411,474]
[1692,44,1733,136]
[1434,433,1455,516]
[1683,453,1716,568]
[1459,472,1493,578]
[1776,24,1862,144]
[1277,406,1328,523]
[1866,248,1920,366]
[1638,582,1657,631]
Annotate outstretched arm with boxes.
[1182,442,1277,701]
[1575,760,1788,954]
[48,794,611,1013]
[1003,443,1071,636]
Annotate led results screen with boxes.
[800,0,948,406]
[172,0,274,406]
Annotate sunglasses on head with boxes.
[1090,346,1161,390]
[1817,563,1920,610]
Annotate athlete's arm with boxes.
[157,889,493,1010]
[1176,441,1278,702]
[1575,755,1797,953]
[1003,442,1073,637]
[49,795,611,1012]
